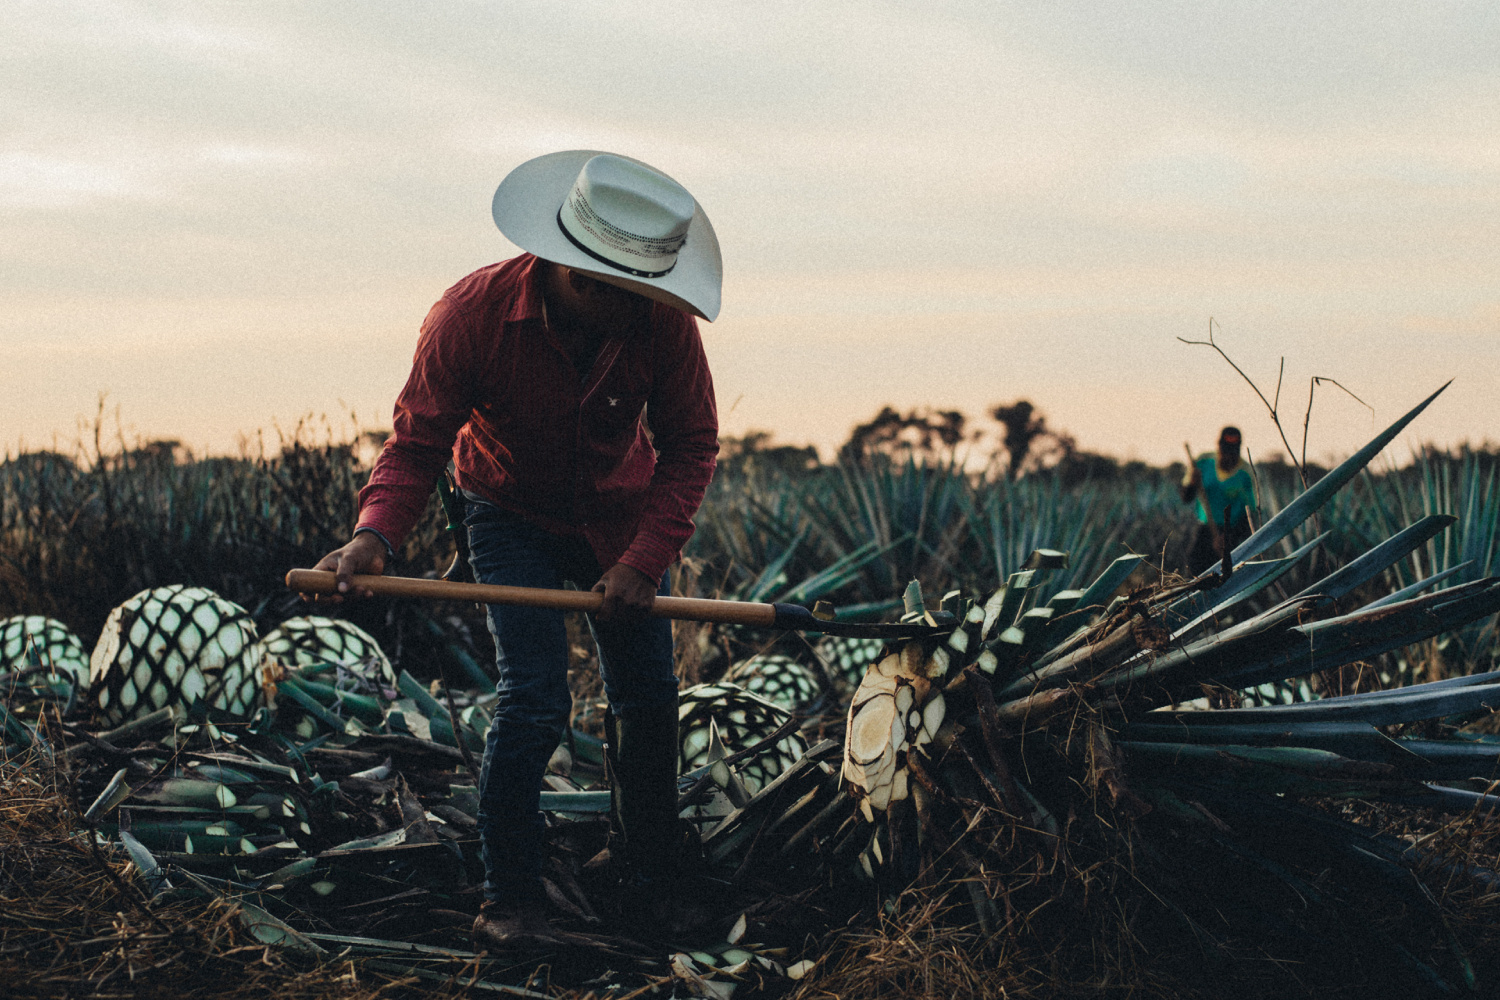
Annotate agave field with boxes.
[2,392,1499,999]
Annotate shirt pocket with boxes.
[584,392,648,441]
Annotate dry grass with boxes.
[0,750,547,1000]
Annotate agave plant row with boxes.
[5,410,1497,686]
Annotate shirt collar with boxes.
[1215,458,1246,479]
[501,254,548,325]
[502,253,657,341]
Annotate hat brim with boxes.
[492,150,722,322]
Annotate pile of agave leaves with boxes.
[4,384,1500,998]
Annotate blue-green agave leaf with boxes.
[1227,382,1451,568]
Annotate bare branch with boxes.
[1301,376,1375,473]
[1177,319,1306,488]
[1177,319,1278,417]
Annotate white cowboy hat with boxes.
[492,150,722,322]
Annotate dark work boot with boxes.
[472,896,563,951]
[611,700,708,937]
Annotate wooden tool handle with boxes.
[285,569,778,628]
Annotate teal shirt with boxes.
[1193,455,1255,526]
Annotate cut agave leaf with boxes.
[842,639,947,815]
[118,830,173,897]
[83,773,129,827]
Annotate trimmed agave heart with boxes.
[0,615,89,687]
[725,653,825,710]
[258,615,394,687]
[842,642,947,811]
[678,682,806,792]
[815,634,887,692]
[89,585,265,727]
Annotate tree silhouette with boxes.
[839,407,970,464]
[991,401,1048,480]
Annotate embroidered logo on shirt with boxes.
[607,397,619,407]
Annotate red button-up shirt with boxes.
[356,254,719,584]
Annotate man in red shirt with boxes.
[312,151,721,947]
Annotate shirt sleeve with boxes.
[355,298,482,552]
[615,310,720,583]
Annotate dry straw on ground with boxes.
[0,746,548,1000]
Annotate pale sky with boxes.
[5,1,1498,466]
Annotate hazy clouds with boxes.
[4,1,1498,461]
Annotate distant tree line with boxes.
[727,399,1175,486]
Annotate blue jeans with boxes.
[464,499,677,906]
